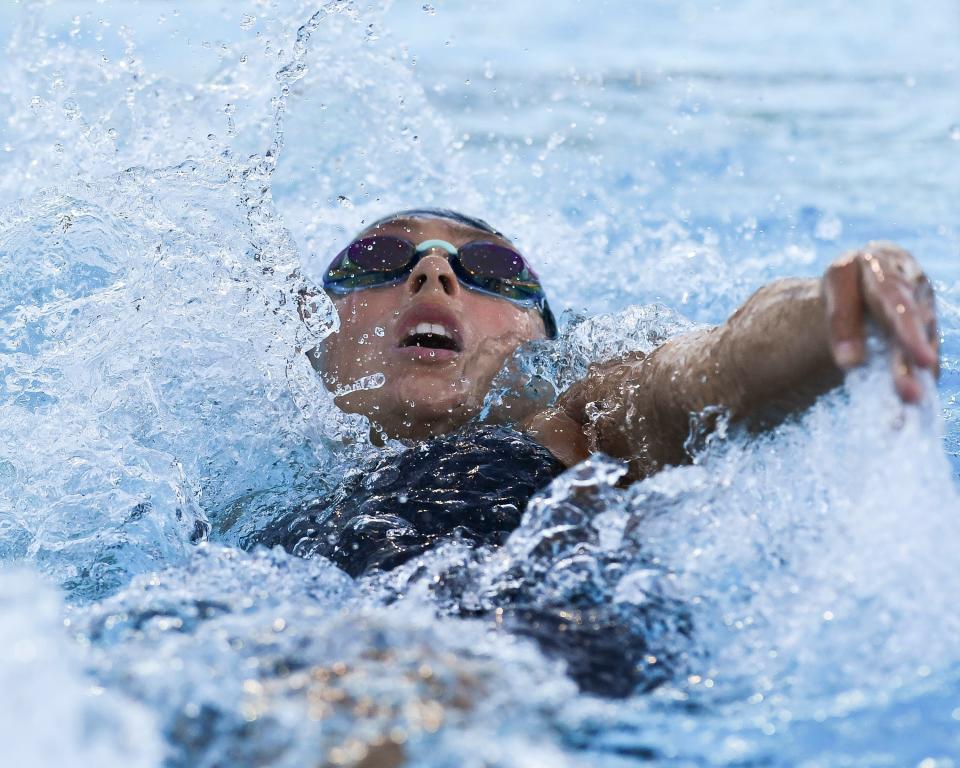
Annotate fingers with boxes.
[823,257,866,368]
[825,244,939,404]
[890,346,922,404]
[859,254,939,370]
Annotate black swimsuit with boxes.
[256,425,565,577]
[254,425,687,697]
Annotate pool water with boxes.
[1,1,959,765]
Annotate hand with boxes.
[822,242,939,402]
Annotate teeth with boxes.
[412,322,452,338]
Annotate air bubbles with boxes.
[224,103,236,136]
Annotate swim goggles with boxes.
[323,236,558,338]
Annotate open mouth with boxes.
[400,322,461,352]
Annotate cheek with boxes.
[466,296,541,343]
[324,297,394,379]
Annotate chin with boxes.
[401,387,474,419]
[391,379,477,426]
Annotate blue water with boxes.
[1,1,959,765]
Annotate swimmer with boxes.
[307,208,939,480]
[263,207,938,695]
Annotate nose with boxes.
[406,250,460,297]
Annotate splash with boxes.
[0,1,958,766]
[0,568,161,766]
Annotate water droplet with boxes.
[422,4,436,15]
[814,212,843,241]
[240,14,256,30]
[337,195,353,209]
[63,99,79,120]
[374,327,385,337]
[531,163,543,178]
[950,125,960,142]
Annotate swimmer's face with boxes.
[318,216,547,440]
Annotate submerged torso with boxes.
[252,423,686,697]
[256,424,566,577]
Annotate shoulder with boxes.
[519,349,652,469]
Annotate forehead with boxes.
[359,216,516,250]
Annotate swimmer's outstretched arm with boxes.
[525,243,939,477]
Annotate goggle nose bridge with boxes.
[415,239,459,256]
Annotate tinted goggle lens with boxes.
[326,236,413,279]
[456,242,543,301]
